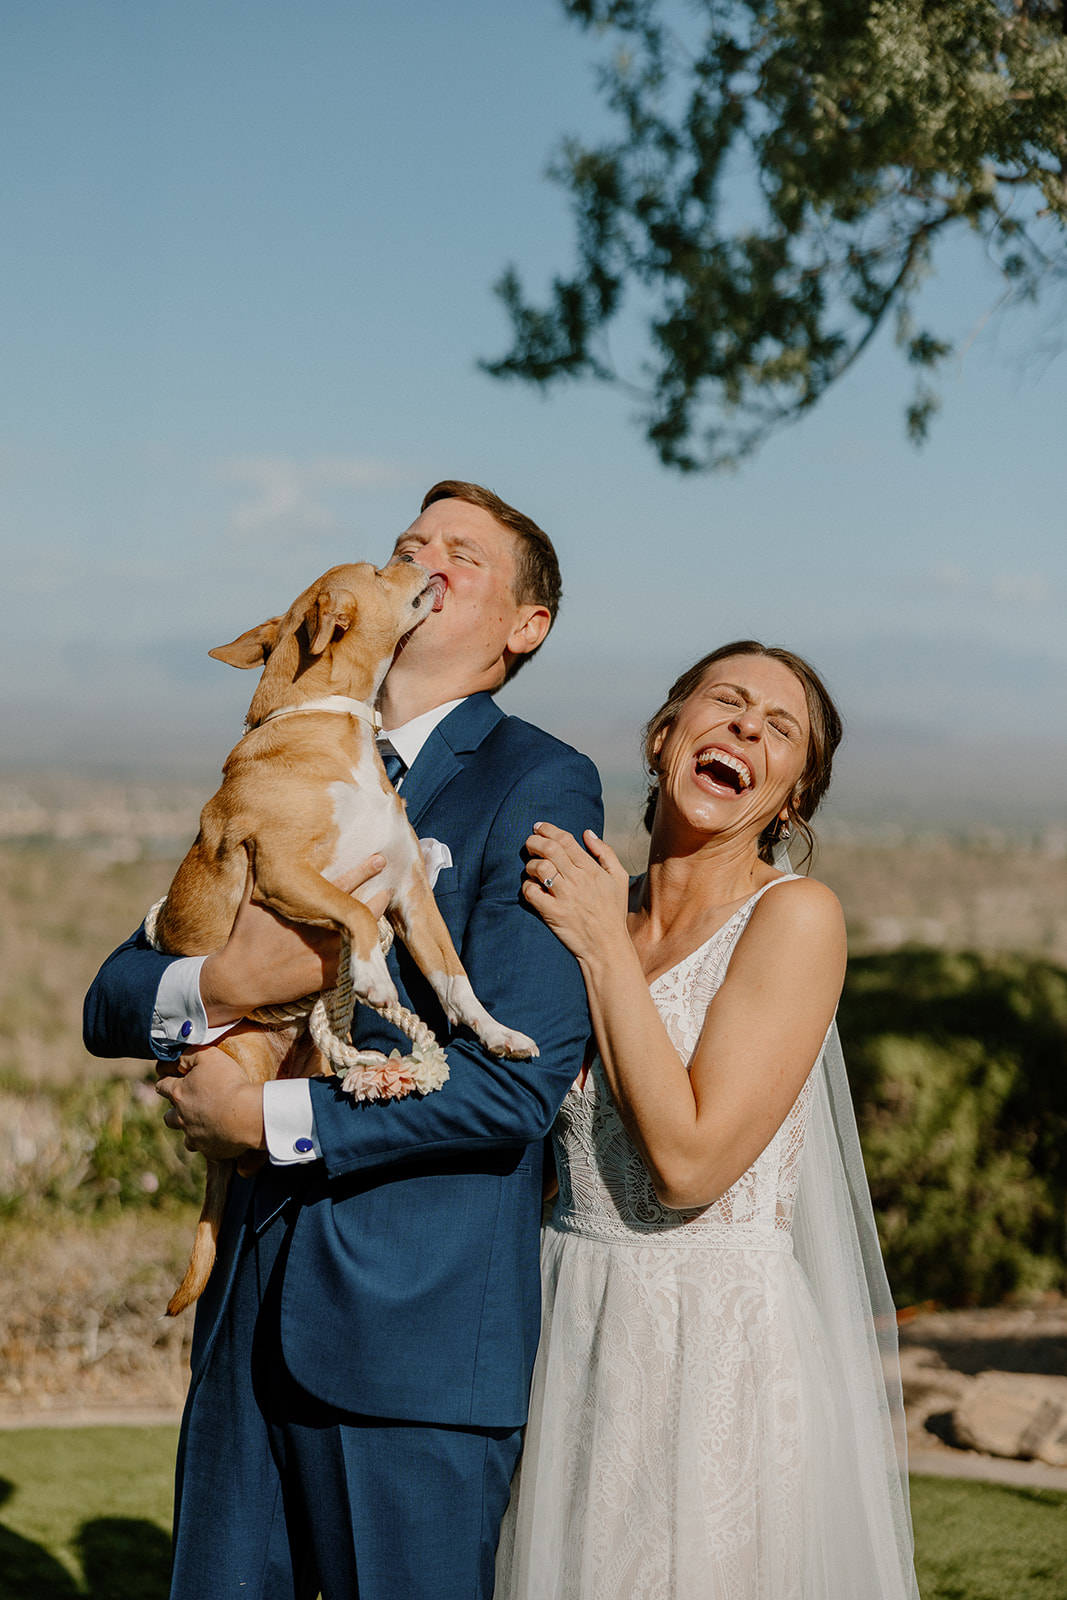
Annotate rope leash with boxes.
[142,896,449,1102]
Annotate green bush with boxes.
[839,949,1067,1305]
[65,1079,204,1213]
[2,1078,203,1216]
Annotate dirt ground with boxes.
[899,1299,1067,1384]
[0,1214,194,1424]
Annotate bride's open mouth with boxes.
[694,747,754,796]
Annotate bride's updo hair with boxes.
[642,641,843,867]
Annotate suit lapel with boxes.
[401,693,505,829]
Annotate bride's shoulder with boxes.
[721,875,846,1006]
[745,874,845,951]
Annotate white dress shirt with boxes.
[151,697,466,1163]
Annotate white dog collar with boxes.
[248,696,382,733]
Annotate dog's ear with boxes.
[306,589,357,656]
[209,616,283,669]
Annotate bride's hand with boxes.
[523,822,631,960]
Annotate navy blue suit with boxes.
[84,694,602,1599]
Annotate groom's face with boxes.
[387,498,536,687]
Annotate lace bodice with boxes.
[551,879,817,1251]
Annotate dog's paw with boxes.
[481,1024,539,1060]
[350,948,400,1012]
[428,974,539,1060]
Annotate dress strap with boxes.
[719,873,804,946]
[740,871,801,913]
[756,870,800,896]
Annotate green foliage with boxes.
[910,1476,1067,1600]
[7,945,1067,1312]
[840,948,1067,1304]
[2,1079,203,1217]
[485,0,1067,468]
[65,1080,203,1214]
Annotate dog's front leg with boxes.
[389,860,538,1060]
[250,847,398,1011]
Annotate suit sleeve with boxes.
[308,748,603,1176]
[83,925,186,1062]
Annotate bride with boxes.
[496,642,919,1600]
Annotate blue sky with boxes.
[2,0,1064,829]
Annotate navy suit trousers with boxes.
[172,1173,523,1600]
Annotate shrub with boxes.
[7,945,1067,1310]
[839,950,1067,1305]
[1,1079,202,1215]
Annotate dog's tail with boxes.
[166,1157,233,1317]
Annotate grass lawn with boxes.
[0,1427,175,1598]
[0,1427,1065,1597]
[910,1475,1067,1600]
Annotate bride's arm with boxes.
[523,823,846,1211]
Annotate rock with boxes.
[898,1346,973,1408]
[953,1371,1067,1466]
[900,1347,976,1452]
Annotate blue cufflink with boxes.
[180,1020,193,1039]
[294,1138,314,1154]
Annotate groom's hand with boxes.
[156,1043,265,1158]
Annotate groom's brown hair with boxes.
[420,480,561,682]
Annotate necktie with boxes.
[378,739,406,788]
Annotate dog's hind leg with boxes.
[167,1156,234,1317]
[165,1024,302,1316]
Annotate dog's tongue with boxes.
[427,577,447,612]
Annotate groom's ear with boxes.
[506,604,552,660]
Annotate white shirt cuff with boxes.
[152,956,219,1048]
[262,1079,321,1164]
[151,954,235,1050]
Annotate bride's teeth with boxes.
[696,749,752,788]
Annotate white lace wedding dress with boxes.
[496,880,918,1600]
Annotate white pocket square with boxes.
[419,837,453,889]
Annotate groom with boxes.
[83,480,603,1600]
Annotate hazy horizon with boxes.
[2,2,1064,837]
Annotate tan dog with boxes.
[155,558,537,1314]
